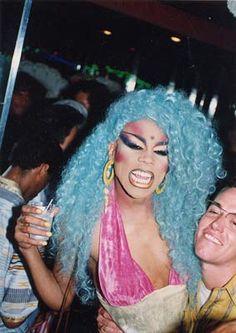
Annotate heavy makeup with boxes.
[109,119,169,200]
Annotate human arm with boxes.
[97,307,123,333]
[14,205,75,310]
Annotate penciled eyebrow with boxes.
[121,131,168,147]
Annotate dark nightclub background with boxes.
[1,1,236,129]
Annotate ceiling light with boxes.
[170,36,181,43]
[102,30,112,36]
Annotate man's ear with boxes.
[37,163,49,176]
[108,142,117,160]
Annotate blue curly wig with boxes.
[51,86,224,303]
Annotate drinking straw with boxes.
[46,199,54,211]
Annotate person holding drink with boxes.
[27,200,54,243]
[15,87,223,332]
[0,134,62,332]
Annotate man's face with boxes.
[195,188,236,267]
[11,90,31,116]
[110,119,169,200]
[74,91,90,110]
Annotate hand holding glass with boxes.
[28,201,54,241]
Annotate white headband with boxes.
[54,99,88,118]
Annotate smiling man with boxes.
[184,185,236,333]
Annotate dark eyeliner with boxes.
[120,133,142,150]
[155,150,168,156]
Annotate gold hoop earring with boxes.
[155,180,165,195]
[103,160,114,186]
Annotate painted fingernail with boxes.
[36,208,43,214]
[40,241,47,246]
[46,232,52,237]
[44,222,50,227]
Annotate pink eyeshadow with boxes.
[125,122,143,136]
[159,135,168,142]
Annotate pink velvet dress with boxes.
[97,185,187,332]
[98,183,183,306]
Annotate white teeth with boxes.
[130,170,153,184]
[204,233,222,246]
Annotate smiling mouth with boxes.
[129,169,154,188]
[204,233,223,246]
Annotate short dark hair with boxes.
[62,79,113,123]
[38,104,85,145]
[15,72,47,103]
[11,134,63,176]
[209,177,236,202]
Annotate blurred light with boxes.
[167,81,175,94]
[208,95,218,119]
[189,88,197,106]
[170,36,181,43]
[126,75,137,92]
[76,64,81,71]
[103,30,112,36]
[199,94,206,108]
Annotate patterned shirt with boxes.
[183,275,236,332]
[0,176,38,332]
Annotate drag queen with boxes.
[15,86,224,332]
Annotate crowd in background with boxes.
[0,61,122,332]
[0,62,122,174]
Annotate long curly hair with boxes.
[51,86,224,303]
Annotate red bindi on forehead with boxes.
[149,133,168,142]
[125,121,168,142]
